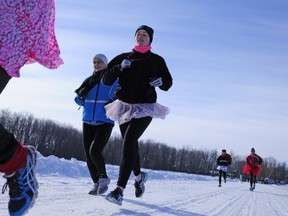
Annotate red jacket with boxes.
[246,154,263,168]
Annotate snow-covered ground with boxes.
[1,153,287,216]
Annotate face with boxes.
[93,58,106,72]
[134,29,150,46]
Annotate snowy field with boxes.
[0,153,287,216]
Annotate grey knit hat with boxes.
[93,54,108,65]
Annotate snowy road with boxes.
[1,176,287,216]
[0,155,287,216]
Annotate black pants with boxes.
[117,116,152,188]
[219,170,227,185]
[250,174,256,188]
[0,124,18,164]
[0,66,11,94]
[0,66,17,165]
[83,123,113,183]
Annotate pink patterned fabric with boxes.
[0,0,63,77]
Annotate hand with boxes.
[150,77,163,87]
[120,59,131,71]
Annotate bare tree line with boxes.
[1,109,287,183]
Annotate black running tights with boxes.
[219,170,227,184]
[0,66,17,165]
[117,116,152,188]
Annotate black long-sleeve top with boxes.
[101,50,173,104]
[217,154,232,166]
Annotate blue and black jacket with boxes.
[74,71,118,125]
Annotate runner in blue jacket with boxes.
[74,54,118,195]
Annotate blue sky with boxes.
[1,0,288,163]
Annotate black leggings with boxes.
[117,116,152,188]
[82,123,113,183]
[0,66,11,94]
[0,66,17,165]
[250,174,257,187]
[219,170,227,184]
[0,124,18,164]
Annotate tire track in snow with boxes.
[199,183,288,216]
[146,180,229,210]
[204,186,249,216]
[146,180,288,216]
[260,185,288,216]
[144,180,246,215]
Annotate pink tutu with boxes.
[105,100,170,125]
[243,165,262,176]
[0,0,63,77]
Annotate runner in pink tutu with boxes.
[243,148,263,191]
[102,25,173,206]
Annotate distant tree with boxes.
[0,109,84,160]
[103,135,123,165]
[1,108,288,182]
[262,157,277,179]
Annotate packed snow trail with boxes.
[1,176,287,216]
[0,155,287,216]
